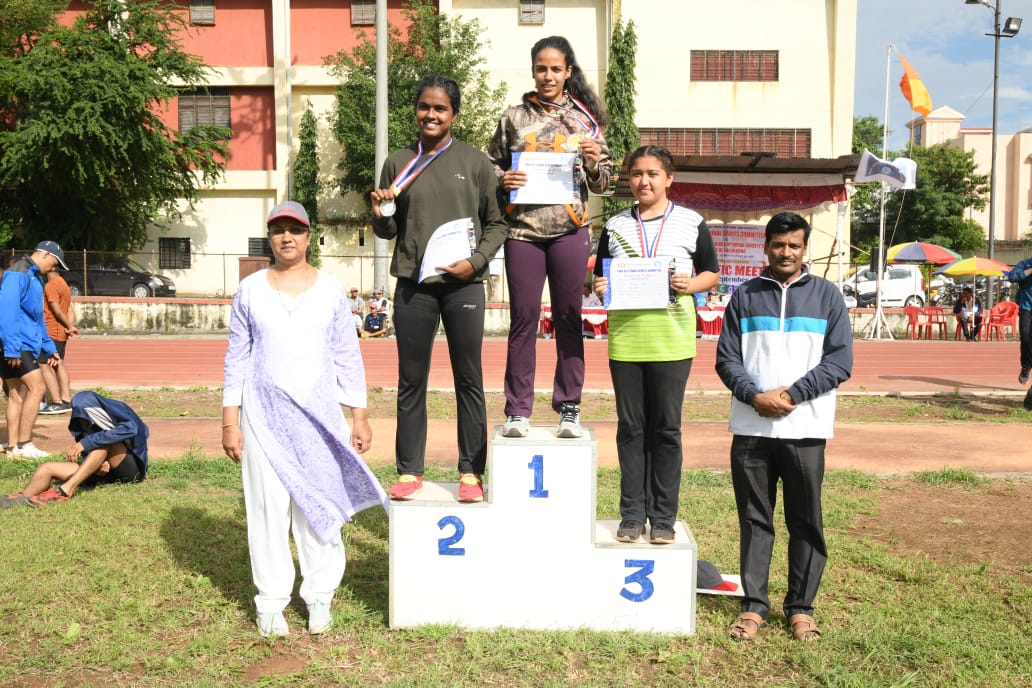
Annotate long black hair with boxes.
[530,36,607,128]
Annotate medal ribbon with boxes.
[529,95,600,138]
[390,138,453,194]
[636,202,674,258]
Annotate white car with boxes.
[841,264,945,307]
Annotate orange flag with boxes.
[898,54,932,116]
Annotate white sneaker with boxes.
[10,443,50,459]
[257,612,289,638]
[502,415,529,438]
[307,601,332,634]
[557,404,583,438]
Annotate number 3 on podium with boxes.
[621,559,655,602]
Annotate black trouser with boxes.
[393,278,486,476]
[730,435,827,620]
[609,358,693,528]
[1019,309,1032,370]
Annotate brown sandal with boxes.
[728,612,766,641]
[788,614,821,642]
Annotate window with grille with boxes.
[520,0,545,24]
[639,127,811,158]
[190,0,215,26]
[178,88,231,138]
[352,0,375,25]
[159,238,191,270]
[248,237,272,258]
[690,50,778,82]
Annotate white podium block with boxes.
[388,426,697,634]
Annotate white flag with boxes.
[854,149,917,189]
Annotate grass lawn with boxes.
[0,457,1028,687]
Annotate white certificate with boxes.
[419,217,474,283]
[602,258,671,310]
[509,152,578,205]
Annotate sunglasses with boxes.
[268,226,309,236]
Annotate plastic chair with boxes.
[919,306,948,340]
[903,305,922,340]
[981,301,1018,341]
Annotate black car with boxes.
[63,254,176,298]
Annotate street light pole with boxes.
[966,0,1022,308]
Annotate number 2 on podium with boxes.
[528,454,549,498]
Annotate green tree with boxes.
[852,115,884,156]
[293,102,321,266]
[882,143,987,252]
[0,0,229,251]
[327,0,507,200]
[602,18,638,218]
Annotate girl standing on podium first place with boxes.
[592,145,720,545]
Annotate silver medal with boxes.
[379,199,396,217]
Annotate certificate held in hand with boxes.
[509,152,578,205]
[602,258,673,310]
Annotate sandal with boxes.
[788,613,821,642]
[728,612,765,641]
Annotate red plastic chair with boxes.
[982,301,1018,341]
[903,305,922,340]
[919,306,948,340]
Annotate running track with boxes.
[67,335,1026,395]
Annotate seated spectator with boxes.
[0,391,149,507]
[347,287,365,335]
[361,305,389,338]
[581,284,602,308]
[953,287,982,341]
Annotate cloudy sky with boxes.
[854,0,1032,150]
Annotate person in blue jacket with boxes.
[1008,257,1032,387]
[0,241,66,459]
[0,391,149,507]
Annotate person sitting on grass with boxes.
[361,303,388,338]
[0,391,149,507]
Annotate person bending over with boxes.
[1,391,148,507]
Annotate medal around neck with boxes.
[379,199,397,217]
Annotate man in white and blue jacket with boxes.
[716,212,853,643]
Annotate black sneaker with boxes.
[556,403,582,438]
[1019,368,1029,385]
[615,520,645,543]
[649,524,676,545]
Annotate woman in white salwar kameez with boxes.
[222,201,387,638]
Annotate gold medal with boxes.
[567,134,582,151]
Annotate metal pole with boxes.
[986,0,1001,309]
[373,0,390,293]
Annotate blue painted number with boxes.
[437,515,465,556]
[528,454,549,498]
[620,559,655,602]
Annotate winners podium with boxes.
[389,426,698,634]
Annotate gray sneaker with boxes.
[615,520,646,542]
[649,524,676,545]
[502,415,529,438]
[39,403,67,415]
[556,403,583,438]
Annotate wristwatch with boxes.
[779,391,793,403]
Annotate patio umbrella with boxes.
[886,241,961,265]
[936,257,1011,320]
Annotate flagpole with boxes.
[864,44,895,340]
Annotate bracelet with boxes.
[221,423,237,429]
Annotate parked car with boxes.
[840,264,945,307]
[63,254,176,298]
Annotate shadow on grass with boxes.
[161,505,254,612]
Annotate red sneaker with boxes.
[28,487,70,506]
[458,474,484,503]
[388,475,423,501]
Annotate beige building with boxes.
[113,0,859,296]
[908,106,1032,248]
